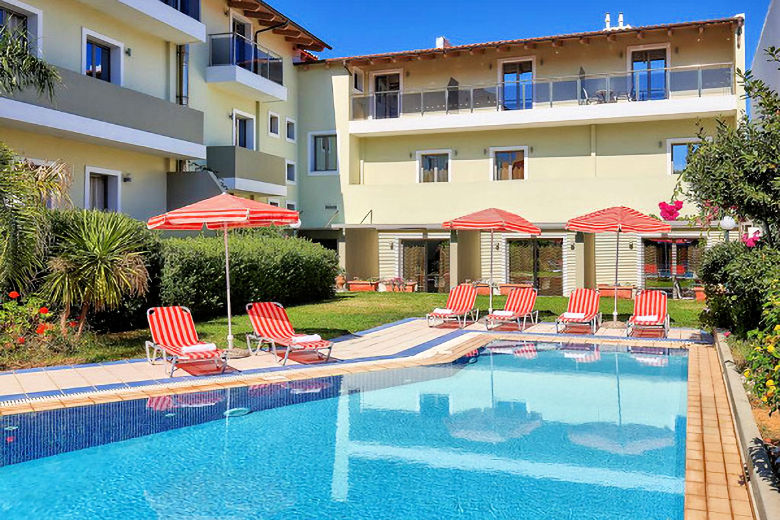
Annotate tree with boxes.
[44,211,150,335]
[679,48,780,244]
[0,28,65,291]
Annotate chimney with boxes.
[435,36,451,49]
[618,12,624,28]
[604,13,611,30]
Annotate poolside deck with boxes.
[0,318,755,519]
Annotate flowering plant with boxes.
[741,230,761,248]
[658,201,683,221]
[0,292,65,351]
[744,279,780,414]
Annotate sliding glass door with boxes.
[507,238,563,295]
[373,73,400,119]
[631,49,667,100]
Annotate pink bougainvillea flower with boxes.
[741,230,761,248]
[38,306,49,315]
[724,331,732,338]
[8,291,19,299]
[658,201,681,221]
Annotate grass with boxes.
[1,292,705,370]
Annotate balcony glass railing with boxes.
[209,32,283,86]
[159,0,200,20]
[351,63,733,120]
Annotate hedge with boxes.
[160,232,338,320]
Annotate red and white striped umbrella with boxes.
[566,207,671,324]
[147,193,300,349]
[443,208,540,312]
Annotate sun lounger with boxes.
[426,284,479,328]
[555,288,602,334]
[485,287,538,330]
[245,302,333,365]
[146,306,226,377]
[627,290,670,338]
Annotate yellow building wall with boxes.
[0,127,168,219]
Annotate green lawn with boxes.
[1,292,705,369]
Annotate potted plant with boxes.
[347,278,379,292]
[335,269,347,291]
[693,286,706,301]
[498,282,534,295]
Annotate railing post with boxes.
[420,91,424,116]
[666,68,671,99]
[606,75,611,102]
[577,78,581,105]
[445,88,449,115]
[548,81,553,108]
[470,87,474,113]
[697,66,702,97]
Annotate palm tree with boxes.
[0,28,65,291]
[44,211,150,335]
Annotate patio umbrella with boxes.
[147,193,299,349]
[443,208,541,312]
[566,206,670,325]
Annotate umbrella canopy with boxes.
[566,207,670,324]
[148,192,298,230]
[147,193,300,349]
[566,206,670,234]
[443,208,540,312]
[568,422,674,455]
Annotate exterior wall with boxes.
[456,230,481,283]
[1,127,168,218]
[345,229,378,280]
[753,0,779,93]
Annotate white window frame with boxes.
[352,66,364,93]
[625,43,671,72]
[489,145,529,181]
[84,166,121,212]
[415,149,452,184]
[81,28,124,86]
[268,111,280,138]
[286,201,297,211]
[232,108,256,150]
[368,68,403,119]
[267,198,280,207]
[495,56,536,85]
[666,137,700,176]
[285,159,296,185]
[285,117,296,143]
[308,130,338,176]
[0,0,42,57]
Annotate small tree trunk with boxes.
[76,302,89,337]
[59,303,70,335]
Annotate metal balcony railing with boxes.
[351,63,734,120]
[209,32,284,86]
[159,0,200,20]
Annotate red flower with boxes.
[35,323,51,335]
[8,291,19,299]
[67,320,78,328]
[16,337,25,344]
[38,306,49,315]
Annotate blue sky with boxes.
[275,0,770,68]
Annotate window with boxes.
[232,110,255,150]
[667,138,700,175]
[84,167,120,212]
[285,118,296,142]
[310,132,337,174]
[372,71,401,119]
[267,199,280,207]
[285,160,296,184]
[82,29,123,85]
[417,151,450,183]
[268,112,279,137]
[0,1,41,56]
[0,5,26,34]
[630,46,668,101]
[500,59,534,110]
[352,68,364,93]
[491,147,527,180]
[286,201,297,211]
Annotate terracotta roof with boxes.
[309,15,741,65]
[227,0,331,51]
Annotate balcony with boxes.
[207,146,287,196]
[0,67,205,159]
[206,33,287,102]
[75,0,205,43]
[349,63,737,136]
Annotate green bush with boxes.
[699,241,780,336]
[46,209,163,332]
[160,232,338,319]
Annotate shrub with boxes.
[744,279,780,414]
[160,232,338,319]
[0,290,76,356]
[699,241,780,337]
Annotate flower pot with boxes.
[499,283,534,296]
[693,286,706,302]
[347,281,378,292]
[598,284,634,299]
[335,274,346,290]
[474,283,491,296]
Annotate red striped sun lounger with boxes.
[246,302,333,365]
[485,287,538,330]
[145,306,226,377]
[627,290,670,338]
[555,288,602,334]
[426,284,479,328]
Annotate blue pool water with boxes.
[0,342,688,519]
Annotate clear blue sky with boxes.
[274,0,770,68]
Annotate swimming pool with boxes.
[0,341,688,519]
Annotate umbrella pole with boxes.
[613,230,620,323]
[223,224,234,349]
[489,229,494,313]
